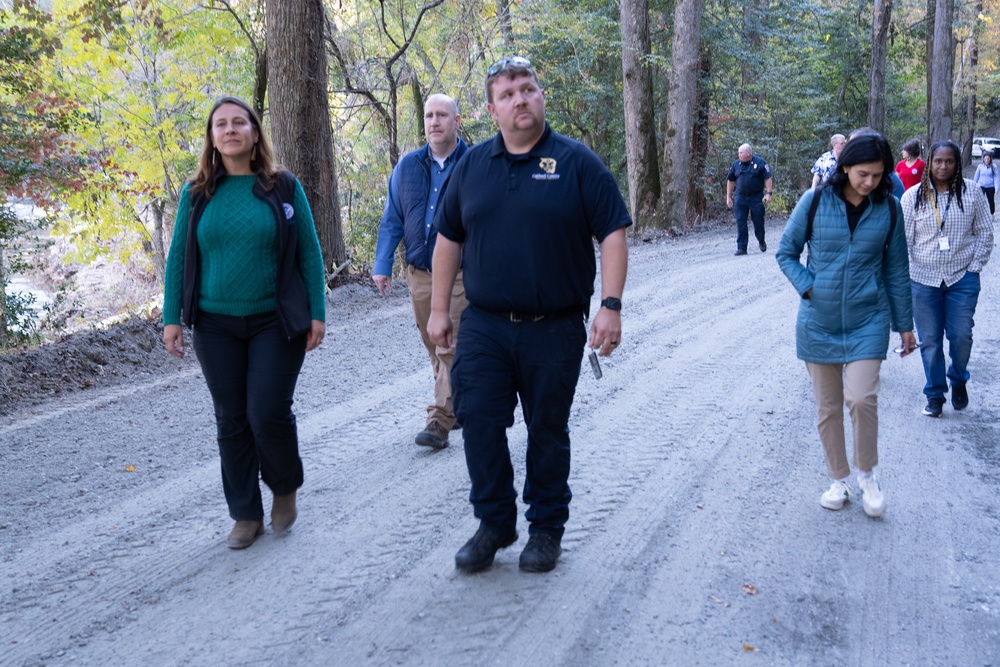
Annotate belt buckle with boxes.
[509,311,544,323]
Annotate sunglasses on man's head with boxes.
[487,56,532,77]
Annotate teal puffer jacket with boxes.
[776,188,913,363]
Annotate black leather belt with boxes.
[482,305,583,323]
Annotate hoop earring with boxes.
[212,148,217,167]
[250,143,258,169]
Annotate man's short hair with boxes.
[425,93,459,116]
[739,143,752,154]
[485,56,540,103]
[830,134,846,146]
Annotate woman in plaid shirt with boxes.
[901,140,995,418]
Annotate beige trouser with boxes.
[407,265,468,430]
[805,359,882,479]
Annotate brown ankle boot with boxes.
[227,519,264,549]
[271,492,297,533]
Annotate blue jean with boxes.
[911,272,981,399]
[733,198,766,250]
[450,306,587,538]
[193,311,307,520]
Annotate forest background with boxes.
[1,0,998,349]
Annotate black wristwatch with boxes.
[601,297,622,311]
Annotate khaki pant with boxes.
[407,265,468,430]
[805,360,881,479]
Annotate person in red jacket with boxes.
[895,139,924,191]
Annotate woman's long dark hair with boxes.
[190,96,280,198]
[821,132,895,203]
[913,140,965,212]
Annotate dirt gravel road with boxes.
[2,218,999,666]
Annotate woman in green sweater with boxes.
[163,97,326,549]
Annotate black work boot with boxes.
[519,532,562,573]
[455,523,518,572]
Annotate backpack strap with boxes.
[805,189,822,245]
[884,197,897,254]
[807,188,897,253]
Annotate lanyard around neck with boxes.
[929,190,950,232]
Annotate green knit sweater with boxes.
[162,175,326,326]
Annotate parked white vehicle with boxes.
[971,137,1000,158]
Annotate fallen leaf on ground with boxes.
[125,465,136,472]
[741,583,757,595]
[743,644,759,652]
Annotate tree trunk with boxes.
[740,1,763,105]
[925,0,935,140]
[619,0,660,230]
[929,0,954,143]
[964,0,983,165]
[868,0,893,133]
[497,0,513,49]
[660,0,703,229]
[150,200,166,280]
[267,0,346,270]
[688,46,711,217]
[252,47,268,120]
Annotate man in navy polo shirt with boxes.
[726,143,773,255]
[427,56,631,574]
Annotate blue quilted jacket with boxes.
[776,188,913,363]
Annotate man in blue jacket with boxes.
[373,94,469,450]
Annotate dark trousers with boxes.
[734,198,766,250]
[451,306,587,538]
[193,311,306,520]
[981,186,996,215]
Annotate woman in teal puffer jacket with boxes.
[777,132,917,519]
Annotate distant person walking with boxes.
[973,151,999,215]
[810,133,846,188]
[162,97,327,549]
[776,133,916,518]
[726,144,773,255]
[902,140,994,418]
[895,139,925,191]
[372,93,469,450]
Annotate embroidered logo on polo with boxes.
[533,157,560,180]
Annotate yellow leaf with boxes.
[125,465,137,472]
[743,644,759,652]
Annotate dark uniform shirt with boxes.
[435,123,632,313]
[727,155,772,200]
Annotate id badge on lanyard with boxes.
[930,192,951,252]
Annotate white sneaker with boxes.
[820,480,851,510]
[858,474,886,517]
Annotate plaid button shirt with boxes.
[901,179,994,287]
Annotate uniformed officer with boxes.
[427,56,631,574]
[726,143,773,255]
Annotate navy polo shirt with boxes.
[435,123,631,313]
[727,155,771,199]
